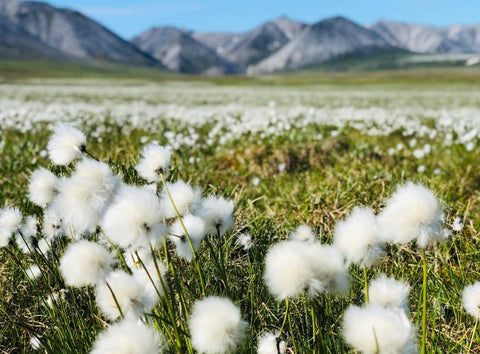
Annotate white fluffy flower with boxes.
[237,233,254,250]
[257,332,286,354]
[135,144,171,183]
[47,123,86,165]
[16,216,38,254]
[37,238,52,255]
[264,240,349,299]
[42,208,63,240]
[0,207,23,247]
[452,217,464,232]
[343,304,416,354]
[377,182,444,248]
[102,186,164,249]
[369,274,410,313]
[462,282,480,319]
[333,207,384,268]
[52,159,120,236]
[196,196,234,236]
[28,167,58,207]
[189,296,248,354]
[26,264,42,280]
[59,240,114,287]
[91,319,166,354]
[96,270,145,321]
[169,215,206,262]
[289,224,315,242]
[160,180,201,219]
[132,263,166,311]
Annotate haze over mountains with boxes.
[2,0,480,75]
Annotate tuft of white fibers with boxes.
[452,216,464,232]
[42,208,63,240]
[462,282,480,319]
[28,167,58,207]
[257,332,286,354]
[265,240,350,300]
[30,336,41,350]
[159,180,201,219]
[51,159,120,236]
[16,216,39,254]
[96,270,145,321]
[237,232,254,250]
[59,240,114,287]
[135,143,171,183]
[26,264,41,280]
[196,196,234,236]
[369,274,410,313]
[189,296,248,354]
[377,182,444,248]
[343,304,417,354]
[289,224,315,242]
[333,207,385,268]
[0,207,23,247]
[91,318,166,354]
[169,214,206,262]
[47,123,86,165]
[132,262,166,311]
[102,185,164,249]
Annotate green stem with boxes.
[363,267,369,303]
[467,313,479,354]
[421,249,428,354]
[279,298,290,336]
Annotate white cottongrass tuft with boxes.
[369,274,410,313]
[51,159,120,235]
[159,180,201,219]
[37,238,52,255]
[47,123,86,165]
[196,196,234,236]
[333,207,384,268]
[28,167,58,207]
[343,304,417,354]
[452,216,464,232]
[42,208,63,240]
[135,143,171,182]
[0,207,23,247]
[169,214,206,262]
[377,182,445,248]
[102,185,164,249]
[26,264,42,280]
[237,232,254,250]
[264,240,349,299]
[132,263,166,311]
[289,224,315,242]
[16,216,38,253]
[257,332,286,354]
[189,296,248,354]
[90,319,166,354]
[59,240,114,287]
[96,270,145,321]
[462,282,480,319]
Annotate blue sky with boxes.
[46,0,480,39]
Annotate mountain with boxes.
[248,16,392,74]
[131,27,240,75]
[1,0,158,65]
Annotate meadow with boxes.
[1,70,480,353]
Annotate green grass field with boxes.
[1,67,480,353]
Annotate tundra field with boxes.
[1,70,480,353]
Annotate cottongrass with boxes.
[289,224,315,242]
[28,167,58,207]
[47,123,86,165]
[196,196,234,237]
[462,282,480,319]
[0,206,22,247]
[90,319,166,354]
[169,214,206,261]
[257,332,286,354]
[159,180,201,219]
[369,274,411,313]
[189,296,248,354]
[136,143,171,183]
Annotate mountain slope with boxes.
[248,16,392,74]
[131,27,240,75]
[2,0,158,65]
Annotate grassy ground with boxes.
[1,72,480,352]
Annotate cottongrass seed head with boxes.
[59,240,114,287]
[462,282,480,319]
[343,304,417,354]
[378,181,445,248]
[237,232,254,250]
[196,196,234,237]
[257,332,286,354]
[91,318,166,354]
[169,214,206,261]
[47,123,86,165]
[16,216,38,254]
[289,224,315,242]
[0,206,23,247]
[160,180,201,219]
[333,207,385,268]
[28,167,58,207]
[189,296,248,354]
[369,274,411,313]
[26,264,42,280]
[135,143,171,183]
